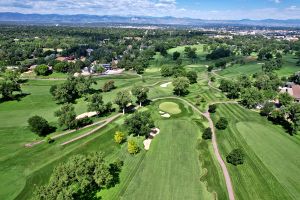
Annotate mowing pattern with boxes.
[121,119,213,200]
[212,104,300,200]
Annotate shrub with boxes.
[208,104,217,113]
[114,131,126,144]
[215,117,228,130]
[103,80,116,92]
[35,64,50,76]
[202,127,212,140]
[28,115,51,136]
[226,149,245,166]
[128,140,139,154]
[45,136,54,144]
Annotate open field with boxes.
[212,104,300,200]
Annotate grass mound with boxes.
[159,102,182,114]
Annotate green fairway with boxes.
[217,62,262,78]
[212,104,300,200]
[159,102,181,114]
[117,100,216,200]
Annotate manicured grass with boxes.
[114,100,213,200]
[218,62,262,78]
[159,102,181,114]
[275,54,300,77]
[212,104,300,200]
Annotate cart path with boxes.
[24,113,121,147]
[153,97,235,200]
[60,113,122,146]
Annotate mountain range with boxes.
[0,12,300,27]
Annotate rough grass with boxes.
[212,104,300,200]
[159,102,182,114]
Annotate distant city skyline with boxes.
[0,0,300,20]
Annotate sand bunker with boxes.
[161,113,171,118]
[143,128,160,150]
[160,82,172,88]
[76,111,98,120]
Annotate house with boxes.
[279,83,300,102]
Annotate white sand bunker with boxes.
[76,111,98,120]
[160,82,172,88]
[143,128,160,150]
[161,113,171,118]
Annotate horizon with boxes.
[1,11,300,21]
[0,0,300,20]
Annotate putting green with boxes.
[159,102,181,114]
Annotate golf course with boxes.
[1,33,300,200]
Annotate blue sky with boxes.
[0,0,299,19]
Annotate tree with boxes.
[75,76,96,97]
[161,66,173,77]
[55,104,76,129]
[87,93,112,116]
[206,48,231,60]
[0,70,22,100]
[240,87,264,109]
[53,61,68,73]
[34,64,50,76]
[260,102,274,116]
[173,51,181,60]
[288,103,300,134]
[186,71,198,84]
[124,111,154,137]
[131,86,149,106]
[128,140,139,154]
[278,93,294,107]
[202,127,212,140]
[103,80,116,92]
[226,149,245,166]
[115,90,132,114]
[216,117,228,130]
[208,104,217,113]
[114,131,126,144]
[185,47,197,61]
[28,115,51,136]
[173,77,190,96]
[33,152,121,199]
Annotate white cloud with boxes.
[270,0,282,3]
[0,0,299,19]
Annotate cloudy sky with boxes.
[0,0,300,20]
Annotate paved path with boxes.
[153,97,235,200]
[60,113,122,146]
[24,113,121,147]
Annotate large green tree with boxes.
[172,77,190,96]
[0,70,21,100]
[55,103,77,129]
[124,111,154,137]
[131,86,149,106]
[33,152,122,199]
[87,93,112,116]
[115,90,132,114]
